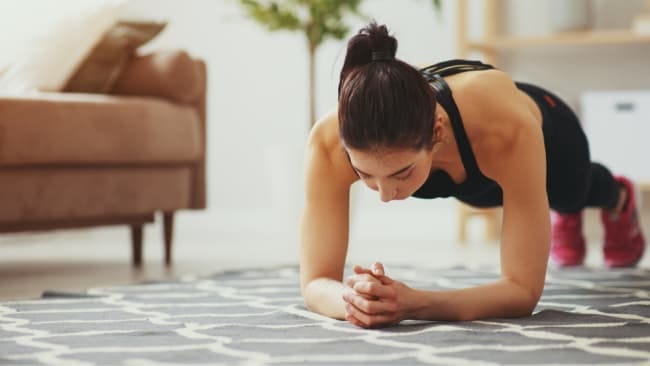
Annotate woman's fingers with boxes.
[351,263,393,285]
[345,312,365,328]
[353,262,385,276]
[345,303,397,328]
[353,280,396,299]
[343,290,398,315]
[342,286,376,301]
[352,264,373,275]
[343,267,404,329]
[372,262,385,276]
[345,273,381,288]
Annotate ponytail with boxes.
[338,22,437,151]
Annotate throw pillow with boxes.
[0,0,127,93]
[64,21,167,94]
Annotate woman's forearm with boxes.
[302,278,347,320]
[408,278,539,321]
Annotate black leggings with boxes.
[462,83,620,214]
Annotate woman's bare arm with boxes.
[409,121,549,321]
[413,71,550,320]
[300,113,358,319]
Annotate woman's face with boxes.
[346,147,433,202]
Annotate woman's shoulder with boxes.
[453,70,543,176]
[453,69,533,139]
[306,108,358,184]
[452,68,509,93]
[307,108,344,163]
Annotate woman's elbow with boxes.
[508,278,543,317]
[518,285,542,317]
[300,279,321,312]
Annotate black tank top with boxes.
[411,59,503,205]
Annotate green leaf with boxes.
[238,0,302,31]
[238,0,366,49]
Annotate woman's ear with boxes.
[432,113,444,143]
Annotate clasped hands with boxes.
[342,262,413,328]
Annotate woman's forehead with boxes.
[347,148,423,167]
[347,147,420,158]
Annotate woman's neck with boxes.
[429,115,465,180]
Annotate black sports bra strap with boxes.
[430,74,481,177]
[421,59,495,79]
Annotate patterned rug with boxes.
[1,265,649,366]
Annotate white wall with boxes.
[123,0,650,247]
[123,0,459,246]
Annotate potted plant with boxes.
[238,0,441,128]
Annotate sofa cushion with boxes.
[63,21,167,94]
[111,50,202,104]
[0,93,202,166]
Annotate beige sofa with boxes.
[0,50,207,266]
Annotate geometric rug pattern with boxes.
[1,265,649,365]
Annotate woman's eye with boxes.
[395,171,413,181]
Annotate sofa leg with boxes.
[131,224,144,267]
[163,212,174,266]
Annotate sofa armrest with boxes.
[111,50,208,209]
[111,50,204,105]
[189,58,207,209]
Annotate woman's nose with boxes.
[377,183,396,202]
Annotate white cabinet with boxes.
[582,90,650,181]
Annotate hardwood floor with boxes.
[1,210,648,301]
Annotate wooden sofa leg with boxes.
[163,212,174,266]
[131,224,144,267]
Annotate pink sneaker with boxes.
[601,176,645,267]
[550,211,586,266]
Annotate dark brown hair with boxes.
[338,22,436,151]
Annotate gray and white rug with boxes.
[1,265,649,366]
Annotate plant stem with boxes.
[308,42,317,129]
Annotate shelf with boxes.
[467,29,650,50]
[638,182,650,192]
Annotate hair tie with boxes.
[371,51,393,62]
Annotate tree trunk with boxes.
[308,44,316,129]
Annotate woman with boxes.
[300,22,645,328]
